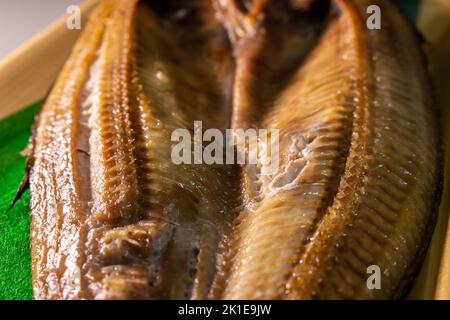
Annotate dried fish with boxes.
[29,0,441,299]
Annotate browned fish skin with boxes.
[30,0,441,300]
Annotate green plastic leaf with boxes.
[393,0,421,22]
[0,101,41,300]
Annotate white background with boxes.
[0,0,83,60]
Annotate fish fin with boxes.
[6,82,50,213]
[6,167,29,212]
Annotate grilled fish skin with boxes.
[29,0,441,300]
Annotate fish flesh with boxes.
[28,0,441,299]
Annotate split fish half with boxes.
[28,0,441,299]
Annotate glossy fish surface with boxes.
[29,0,441,299]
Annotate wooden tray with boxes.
[0,0,99,120]
[0,0,448,300]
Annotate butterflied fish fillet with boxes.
[28,0,441,299]
[30,0,240,300]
